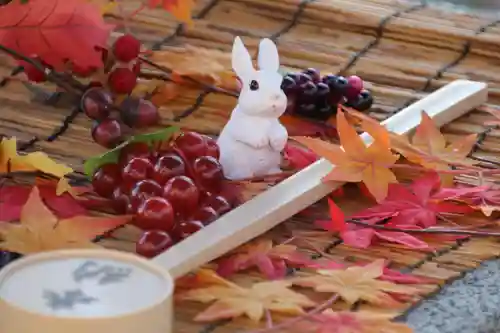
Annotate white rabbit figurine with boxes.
[217,37,288,180]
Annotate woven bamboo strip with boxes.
[1,0,500,331]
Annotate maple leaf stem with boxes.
[266,310,273,328]
[390,163,488,175]
[138,56,238,97]
[237,294,339,333]
[347,219,500,237]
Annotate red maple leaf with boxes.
[316,198,432,249]
[0,0,113,71]
[351,172,473,228]
[283,142,319,170]
[0,184,88,222]
[433,185,500,216]
[216,238,313,279]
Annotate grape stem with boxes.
[0,44,85,94]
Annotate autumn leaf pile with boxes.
[294,107,500,250]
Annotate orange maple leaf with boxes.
[176,277,315,322]
[216,238,312,279]
[148,0,195,25]
[0,187,132,254]
[390,112,478,173]
[295,309,413,333]
[293,111,399,202]
[150,46,237,91]
[292,259,419,307]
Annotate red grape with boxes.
[120,97,159,128]
[127,194,145,214]
[136,230,174,258]
[91,119,123,148]
[346,75,364,100]
[130,179,163,201]
[174,131,206,160]
[92,164,121,198]
[122,157,153,185]
[108,67,137,94]
[204,195,232,215]
[174,220,204,240]
[19,57,46,83]
[135,196,175,231]
[81,88,112,120]
[192,206,219,226]
[202,135,220,159]
[153,153,186,185]
[192,156,223,192]
[111,186,130,214]
[119,142,151,166]
[162,176,200,218]
[113,34,141,63]
[281,75,297,95]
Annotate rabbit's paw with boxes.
[243,132,269,149]
[269,126,288,152]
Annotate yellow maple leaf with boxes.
[176,277,315,322]
[0,187,132,254]
[0,137,73,178]
[292,259,419,307]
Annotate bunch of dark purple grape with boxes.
[281,68,373,121]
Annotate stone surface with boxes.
[405,260,500,333]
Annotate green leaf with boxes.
[83,126,180,178]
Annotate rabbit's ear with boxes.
[232,36,254,80]
[257,38,279,72]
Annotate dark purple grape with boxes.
[296,73,312,85]
[285,94,297,114]
[316,82,330,98]
[0,251,22,269]
[322,74,337,85]
[298,81,317,104]
[295,103,316,117]
[328,91,344,106]
[315,105,335,121]
[344,90,373,111]
[302,68,321,83]
[329,76,349,94]
[286,72,300,83]
[120,97,160,128]
[281,76,297,95]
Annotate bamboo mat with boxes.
[2,0,500,332]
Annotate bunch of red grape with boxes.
[281,68,373,121]
[80,34,160,148]
[91,131,233,258]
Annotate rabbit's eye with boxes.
[249,80,259,91]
